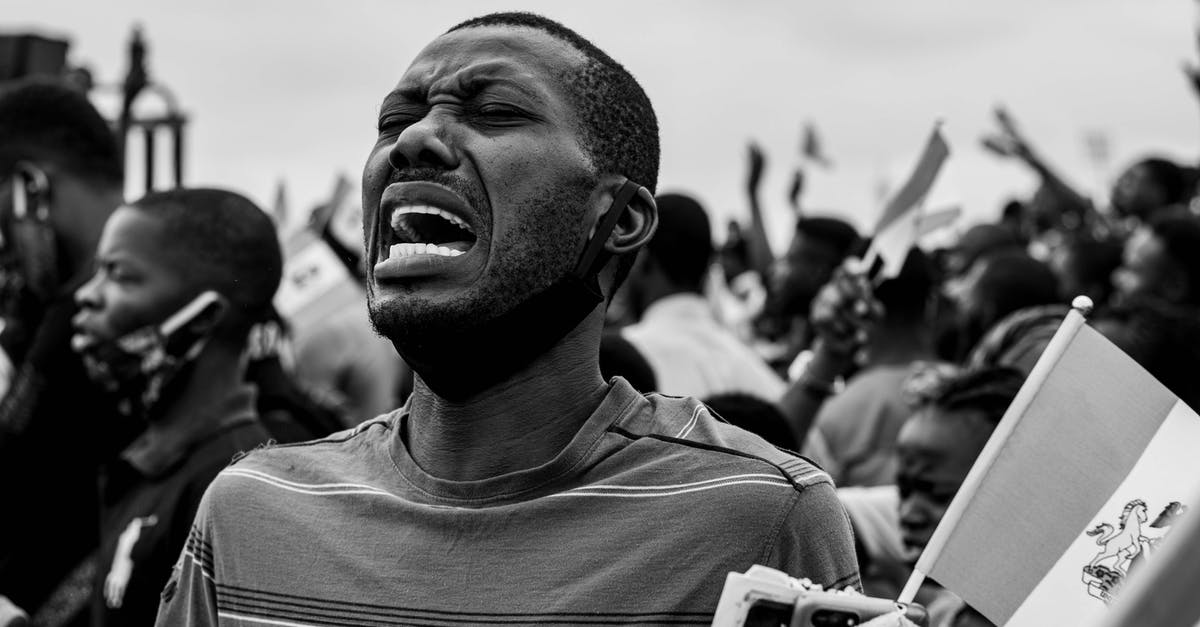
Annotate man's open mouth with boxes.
[384,205,477,259]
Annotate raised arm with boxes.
[744,142,777,281]
[982,106,1095,220]
[775,261,882,449]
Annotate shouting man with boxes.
[157,13,858,625]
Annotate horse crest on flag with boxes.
[1081,499,1188,603]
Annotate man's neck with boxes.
[156,343,248,426]
[404,314,609,482]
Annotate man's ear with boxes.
[604,183,657,255]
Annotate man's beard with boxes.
[367,169,598,353]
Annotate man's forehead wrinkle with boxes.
[453,63,551,103]
[433,25,588,72]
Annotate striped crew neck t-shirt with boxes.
[157,377,859,626]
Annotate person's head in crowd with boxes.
[1112,212,1200,308]
[1049,235,1123,307]
[941,223,1023,279]
[362,11,659,401]
[599,331,657,393]
[869,247,938,355]
[703,392,795,450]
[965,304,1070,377]
[0,80,125,287]
[944,250,1060,362]
[1025,182,1088,237]
[1095,298,1200,409]
[622,192,711,319]
[896,367,1025,556]
[1110,156,1189,222]
[764,215,860,324]
[72,188,283,416]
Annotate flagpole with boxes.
[897,296,1095,605]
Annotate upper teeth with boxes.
[390,205,473,234]
[388,243,464,258]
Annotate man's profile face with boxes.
[896,407,990,558]
[362,25,602,339]
[71,207,193,344]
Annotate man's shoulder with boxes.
[614,393,832,493]
[204,412,398,507]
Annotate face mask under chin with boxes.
[79,322,213,419]
[75,292,225,419]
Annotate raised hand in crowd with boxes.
[743,141,776,285]
[776,257,882,448]
[980,105,1096,235]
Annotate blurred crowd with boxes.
[2,14,1200,627]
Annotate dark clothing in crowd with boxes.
[92,387,270,627]
[0,290,328,625]
[0,286,134,621]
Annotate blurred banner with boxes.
[274,174,363,335]
[274,227,363,337]
[865,124,950,280]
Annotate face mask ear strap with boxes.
[12,162,50,222]
[573,180,645,281]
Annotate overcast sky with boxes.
[8,0,1200,251]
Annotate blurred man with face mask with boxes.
[71,188,278,626]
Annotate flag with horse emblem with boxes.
[900,302,1200,626]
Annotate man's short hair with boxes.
[1148,212,1200,306]
[974,251,1060,323]
[448,12,660,194]
[129,188,282,340]
[447,12,660,296]
[644,193,712,292]
[0,79,122,184]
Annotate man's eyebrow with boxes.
[379,87,424,112]
[458,74,547,103]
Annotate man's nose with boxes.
[74,273,102,309]
[388,112,460,171]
